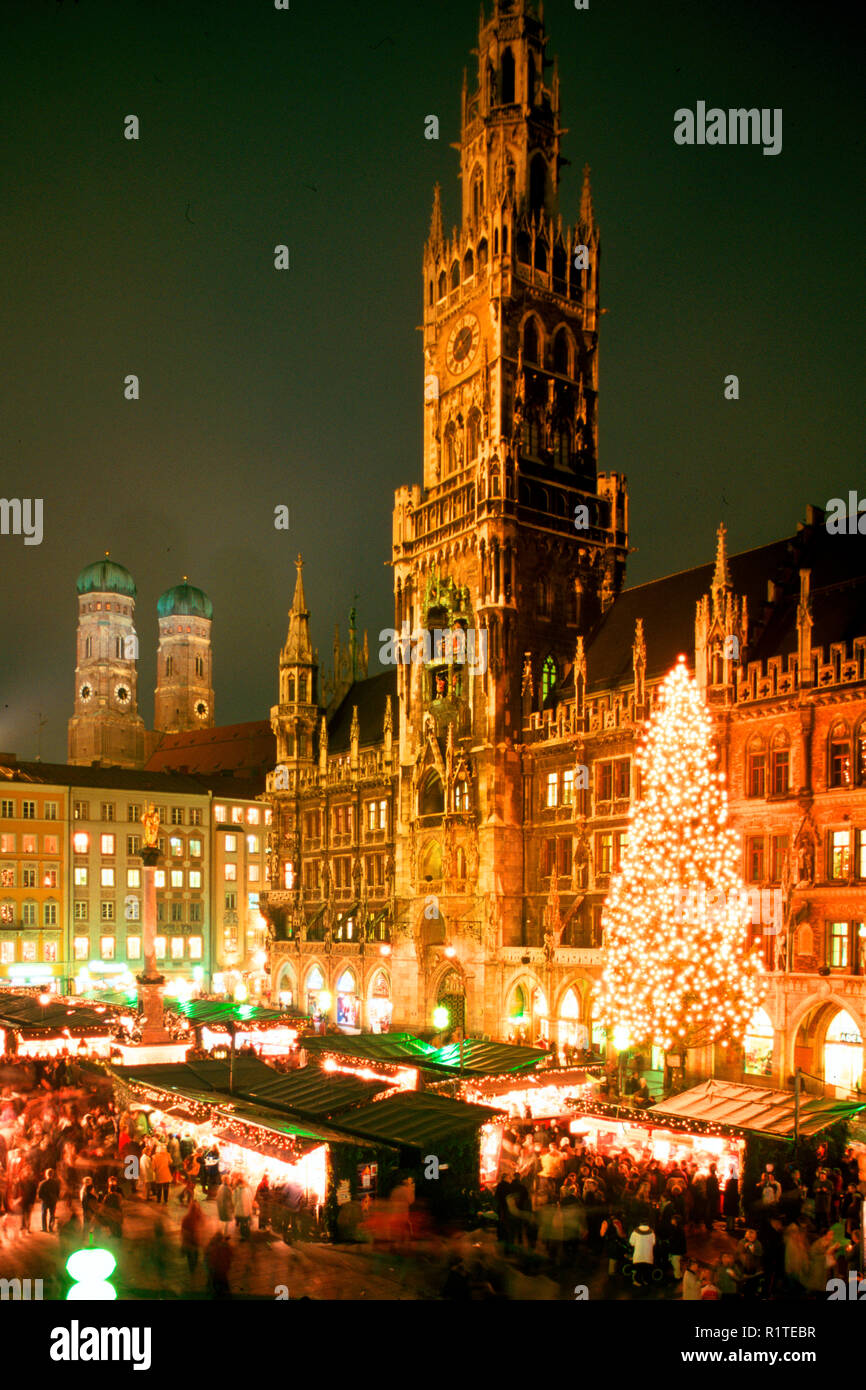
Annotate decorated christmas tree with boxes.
[595,657,763,1054]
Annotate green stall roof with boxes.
[333,1090,504,1150]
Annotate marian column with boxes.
[137,803,170,1044]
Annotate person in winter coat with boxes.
[233,1176,254,1239]
[152,1144,172,1204]
[37,1168,60,1232]
[205,1231,233,1299]
[181,1197,205,1277]
[216,1177,235,1235]
[723,1173,740,1233]
[18,1168,37,1233]
[139,1146,154,1200]
[628,1223,656,1287]
[255,1174,271,1231]
[101,1178,123,1240]
[681,1261,702,1300]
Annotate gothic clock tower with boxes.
[390,0,629,1033]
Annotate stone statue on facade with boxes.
[141,803,160,848]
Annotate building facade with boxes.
[263,1,866,1096]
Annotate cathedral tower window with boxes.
[523,317,541,365]
[420,774,445,818]
[299,674,308,701]
[477,237,488,272]
[516,231,531,266]
[463,247,474,282]
[467,408,481,463]
[166,657,173,677]
[85,636,92,658]
[437,271,447,301]
[471,167,484,222]
[553,427,571,469]
[534,238,547,273]
[195,656,204,677]
[450,260,460,291]
[115,637,124,659]
[542,655,557,699]
[500,47,515,105]
[428,280,434,306]
[288,675,295,702]
[553,328,571,376]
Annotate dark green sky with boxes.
[1,0,862,761]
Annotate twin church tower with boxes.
[67,555,214,767]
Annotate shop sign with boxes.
[336,1179,351,1206]
[358,1162,378,1193]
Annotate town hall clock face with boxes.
[446,313,480,376]
[194,700,209,720]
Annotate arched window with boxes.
[419,838,442,879]
[437,270,447,300]
[534,239,547,272]
[500,47,515,104]
[428,280,433,306]
[85,636,92,658]
[454,779,469,811]
[420,774,445,817]
[493,227,499,256]
[472,167,484,221]
[542,655,557,699]
[477,237,488,272]
[288,675,295,702]
[743,1007,774,1076]
[299,674,307,702]
[560,988,580,1021]
[467,408,481,462]
[502,225,508,256]
[523,317,540,364]
[306,965,325,992]
[444,422,456,475]
[165,656,174,677]
[553,427,571,468]
[337,968,356,994]
[510,984,528,1023]
[824,1010,863,1092]
[553,328,570,376]
[529,154,547,217]
[450,260,460,291]
[515,231,531,265]
[463,247,474,281]
[770,728,790,796]
[829,721,852,788]
[796,923,814,956]
[747,735,766,798]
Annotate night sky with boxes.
[1,0,862,763]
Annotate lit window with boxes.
[74,801,88,820]
[829,922,850,969]
[43,835,59,855]
[22,941,37,962]
[0,834,15,854]
[831,830,851,880]
[127,936,141,960]
[22,866,36,888]
[43,940,58,962]
[41,866,57,888]
[284,862,295,890]
[562,770,575,806]
[225,864,237,881]
[224,835,237,853]
[189,869,202,889]
[746,837,765,883]
[171,870,183,888]
[546,773,559,809]
[597,832,613,875]
[43,901,57,926]
[189,838,202,857]
[0,941,14,964]
[100,936,115,960]
[73,937,89,960]
[189,936,202,960]
[215,805,227,823]
[101,901,114,921]
[366,801,377,832]
[100,834,115,855]
[265,810,273,826]
[171,936,184,960]
[127,867,141,888]
[247,834,259,854]
[73,867,87,887]
[231,807,244,825]
[101,867,115,887]
[248,864,260,882]
[73,832,89,855]
[155,936,167,959]
[170,836,183,856]
[126,897,140,921]
[155,870,166,888]
[246,807,260,825]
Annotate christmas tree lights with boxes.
[595,657,763,1053]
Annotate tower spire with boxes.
[579,164,594,232]
[283,553,313,664]
[429,183,443,252]
[712,523,731,594]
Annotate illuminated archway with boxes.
[743,1006,774,1077]
[824,1010,863,1093]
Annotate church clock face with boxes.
[79,683,92,703]
[446,313,480,376]
[194,700,209,720]
[114,683,131,707]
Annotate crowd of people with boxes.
[491,1119,865,1299]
